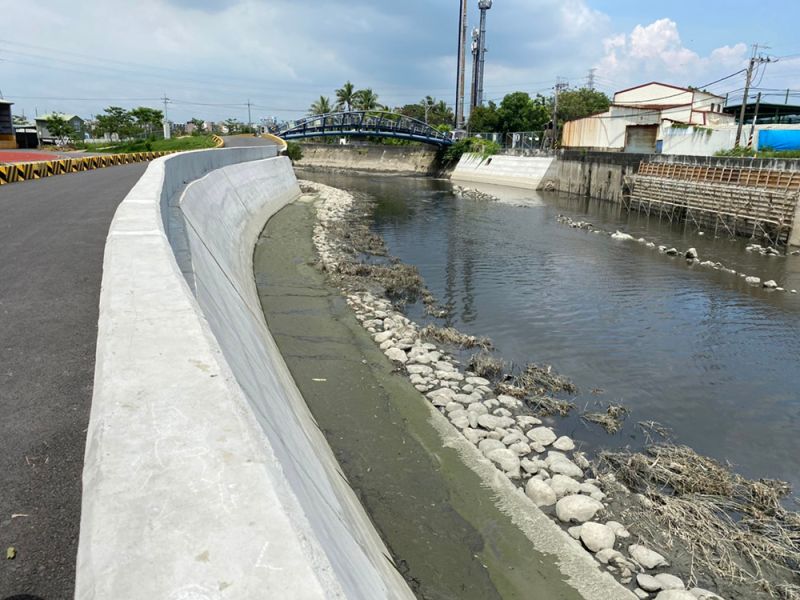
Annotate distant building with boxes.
[35,113,85,144]
[562,82,736,155]
[0,100,16,149]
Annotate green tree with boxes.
[397,96,454,127]
[188,118,205,135]
[554,88,610,123]
[44,114,76,146]
[129,106,164,136]
[336,81,358,111]
[309,96,333,115]
[223,118,244,134]
[468,101,500,132]
[353,88,380,111]
[12,114,29,126]
[496,92,550,134]
[95,106,135,138]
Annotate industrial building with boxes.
[562,82,737,154]
[0,100,16,149]
[35,113,85,144]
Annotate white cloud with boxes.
[596,19,748,91]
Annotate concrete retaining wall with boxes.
[451,153,555,189]
[77,147,412,599]
[296,143,439,174]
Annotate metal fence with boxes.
[470,130,553,155]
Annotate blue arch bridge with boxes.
[278,111,454,147]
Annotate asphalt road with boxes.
[0,164,147,600]
[221,134,277,147]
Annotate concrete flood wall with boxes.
[296,142,440,174]
[77,147,413,599]
[451,153,555,189]
[452,150,800,244]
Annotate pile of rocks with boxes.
[452,185,501,202]
[746,243,782,256]
[307,179,728,600]
[557,215,597,231]
[555,216,799,295]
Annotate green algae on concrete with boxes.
[254,199,588,600]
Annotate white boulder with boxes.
[555,495,604,523]
[654,573,684,591]
[549,474,581,498]
[655,592,696,600]
[385,347,407,363]
[579,521,616,553]
[525,478,557,507]
[629,544,669,569]
[636,573,663,592]
[552,436,575,451]
[527,426,557,446]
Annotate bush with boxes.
[441,136,500,165]
[715,146,756,157]
[285,141,303,162]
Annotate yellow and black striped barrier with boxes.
[212,134,225,148]
[0,151,175,187]
[261,133,288,152]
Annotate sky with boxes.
[1,0,799,124]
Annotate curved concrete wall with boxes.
[77,147,412,599]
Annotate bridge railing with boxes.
[280,111,453,146]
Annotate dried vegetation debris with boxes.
[419,325,493,350]
[600,444,800,597]
[582,403,630,434]
[467,351,506,379]
[515,362,577,396]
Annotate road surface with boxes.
[0,164,147,600]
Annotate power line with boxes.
[736,44,774,147]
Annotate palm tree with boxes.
[336,81,357,112]
[309,96,332,116]
[353,88,380,111]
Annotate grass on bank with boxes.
[715,146,800,159]
[74,135,219,154]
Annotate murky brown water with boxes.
[300,170,800,498]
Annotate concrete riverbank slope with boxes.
[77,147,412,599]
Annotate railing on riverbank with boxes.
[624,161,800,245]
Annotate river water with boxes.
[299,169,800,496]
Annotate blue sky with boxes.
[1,0,798,124]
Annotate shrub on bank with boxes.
[441,136,500,166]
[285,141,303,162]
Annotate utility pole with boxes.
[735,44,772,147]
[246,99,253,132]
[748,91,762,149]
[587,68,596,91]
[470,27,480,114]
[454,0,468,130]
[552,78,568,150]
[162,93,171,140]
[476,0,492,108]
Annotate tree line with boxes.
[308,82,610,136]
